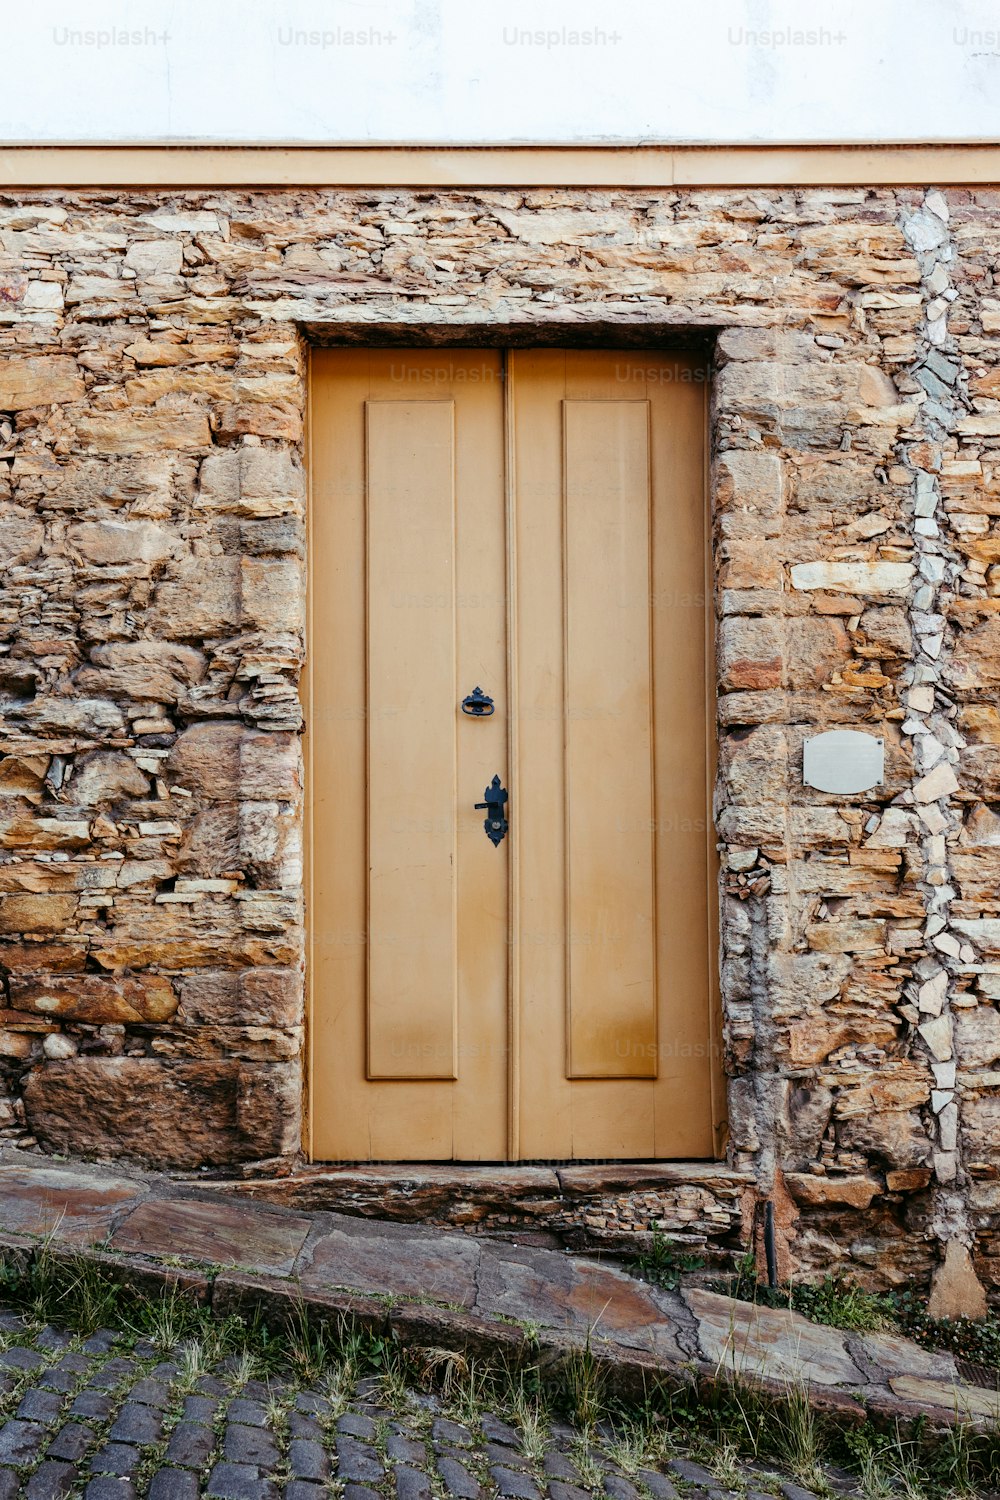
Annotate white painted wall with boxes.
[4,0,1000,145]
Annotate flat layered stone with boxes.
[111,1197,311,1274]
[300,1215,480,1307]
[555,1163,751,1197]
[853,1331,958,1381]
[214,1165,561,1221]
[0,355,84,410]
[475,1244,685,1361]
[10,974,178,1025]
[889,1374,1000,1421]
[0,1165,142,1245]
[684,1289,863,1387]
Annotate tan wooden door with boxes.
[308,349,717,1162]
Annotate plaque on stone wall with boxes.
[803,729,884,794]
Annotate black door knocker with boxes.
[474,775,509,847]
[461,686,495,717]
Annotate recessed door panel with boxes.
[563,399,657,1079]
[366,401,459,1080]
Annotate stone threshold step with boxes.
[183,1159,755,1255]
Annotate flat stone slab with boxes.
[227,1165,562,1219]
[684,1287,864,1387]
[853,1330,958,1382]
[555,1162,751,1196]
[889,1373,1000,1420]
[0,1165,142,1245]
[476,1244,685,1361]
[111,1197,311,1273]
[300,1215,481,1308]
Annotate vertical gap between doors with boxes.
[503,349,521,1162]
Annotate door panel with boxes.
[510,351,714,1159]
[308,348,715,1163]
[309,351,508,1159]
[563,400,657,1079]
[366,401,458,1080]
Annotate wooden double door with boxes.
[308,349,717,1161]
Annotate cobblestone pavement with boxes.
[0,1307,854,1500]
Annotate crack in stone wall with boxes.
[896,191,974,1265]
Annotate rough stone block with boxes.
[176,970,301,1028]
[955,1006,1000,1069]
[166,724,300,802]
[9,974,177,1025]
[715,450,784,519]
[123,240,184,277]
[718,616,783,691]
[76,643,207,704]
[75,412,211,455]
[790,561,914,597]
[0,355,84,410]
[0,504,44,568]
[69,520,175,566]
[149,557,241,638]
[0,894,77,934]
[240,557,305,633]
[70,753,151,807]
[23,1058,301,1168]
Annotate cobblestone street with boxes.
[0,1307,844,1500]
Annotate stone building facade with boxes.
[1,166,1000,1300]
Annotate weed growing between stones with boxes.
[632,1230,706,1292]
[558,1338,609,1429]
[714,1262,895,1332]
[714,1262,1000,1376]
[788,1275,896,1334]
[416,1344,471,1399]
[665,1376,1000,1499]
[845,1419,1000,1500]
[892,1289,1000,1376]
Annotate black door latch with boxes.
[474,774,508,847]
[461,686,495,717]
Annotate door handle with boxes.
[474,774,509,847]
[461,686,495,717]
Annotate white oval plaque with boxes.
[803,729,884,795]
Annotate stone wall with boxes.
[1,184,999,1299]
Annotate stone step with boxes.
[190,1160,754,1253]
